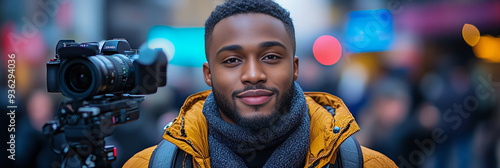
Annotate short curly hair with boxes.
[204,0,296,59]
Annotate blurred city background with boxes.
[1,0,499,167]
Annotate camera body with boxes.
[44,39,165,167]
[47,39,167,100]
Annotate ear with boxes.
[203,62,213,87]
[293,56,299,81]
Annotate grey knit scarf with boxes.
[203,82,310,168]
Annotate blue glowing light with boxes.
[344,9,394,53]
[147,25,206,67]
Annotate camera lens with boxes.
[67,64,92,92]
[58,55,134,100]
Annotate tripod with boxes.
[43,94,145,168]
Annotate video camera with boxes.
[46,39,167,100]
[43,39,167,168]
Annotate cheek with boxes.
[269,64,295,84]
[211,68,240,92]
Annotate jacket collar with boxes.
[163,90,359,168]
[303,92,360,167]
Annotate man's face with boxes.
[203,13,299,130]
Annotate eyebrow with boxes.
[259,41,287,50]
[215,41,287,56]
[216,45,243,55]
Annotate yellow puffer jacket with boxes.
[124,90,397,168]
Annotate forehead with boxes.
[208,13,292,57]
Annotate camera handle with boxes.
[43,94,145,168]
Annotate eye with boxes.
[223,58,241,64]
[264,55,278,60]
[262,54,281,62]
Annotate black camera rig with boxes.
[43,39,167,168]
[46,39,167,100]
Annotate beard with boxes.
[212,82,294,132]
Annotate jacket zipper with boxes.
[166,131,204,158]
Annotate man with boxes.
[124,0,397,167]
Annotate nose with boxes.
[241,58,267,85]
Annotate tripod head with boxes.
[43,94,145,168]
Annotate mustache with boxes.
[232,84,279,98]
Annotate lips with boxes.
[236,89,274,106]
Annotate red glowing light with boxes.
[313,35,342,65]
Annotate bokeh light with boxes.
[463,23,500,63]
[147,26,206,67]
[312,35,342,65]
[343,9,394,53]
[473,35,500,62]
[462,24,480,47]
